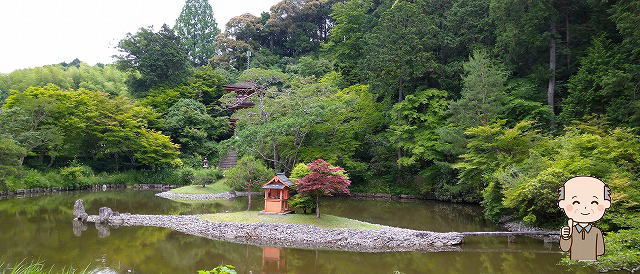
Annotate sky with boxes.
[0,0,280,73]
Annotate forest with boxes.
[0,0,639,270]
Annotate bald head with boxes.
[558,176,611,223]
[559,176,611,201]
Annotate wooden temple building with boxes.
[221,81,257,130]
[218,82,257,170]
[262,173,294,213]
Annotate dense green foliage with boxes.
[0,63,129,96]
[115,25,192,95]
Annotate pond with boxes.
[0,190,605,273]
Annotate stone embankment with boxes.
[155,190,262,201]
[497,216,560,243]
[0,184,179,200]
[72,200,463,252]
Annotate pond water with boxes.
[0,190,605,273]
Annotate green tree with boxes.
[0,85,64,166]
[454,120,538,204]
[365,0,438,103]
[115,25,191,95]
[1,85,181,170]
[0,136,27,189]
[448,50,508,128]
[163,99,229,157]
[142,66,227,114]
[324,0,374,84]
[390,89,448,167]
[175,0,221,66]
[224,156,273,209]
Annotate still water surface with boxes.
[0,190,603,273]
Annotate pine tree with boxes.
[175,0,220,66]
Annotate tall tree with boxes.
[365,0,439,103]
[324,0,374,84]
[175,0,221,66]
[448,50,508,128]
[115,25,191,96]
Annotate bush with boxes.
[23,169,51,188]
[198,264,237,274]
[60,165,94,188]
[193,168,223,187]
[288,194,315,214]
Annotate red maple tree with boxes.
[297,159,351,218]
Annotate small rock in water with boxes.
[98,207,113,223]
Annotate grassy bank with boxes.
[201,211,382,230]
[169,180,230,194]
[1,166,223,191]
[0,260,90,274]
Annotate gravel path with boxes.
[155,191,261,201]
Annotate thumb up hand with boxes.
[561,219,573,239]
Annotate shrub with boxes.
[23,169,50,188]
[60,165,94,188]
[288,194,315,214]
[198,264,237,274]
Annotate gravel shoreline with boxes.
[75,201,463,252]
[108,214,462,252]
[155,191,262,201]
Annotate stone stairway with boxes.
[219,150,239,169]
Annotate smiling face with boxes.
[558,177,611,223]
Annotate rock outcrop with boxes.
[73,200,88,221]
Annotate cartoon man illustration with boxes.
[558,176,611,260]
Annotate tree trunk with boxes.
[565,14,570,69]
[315,195,320,218]
[47,155,55,168]
[547,20,557,114]
[247,187,253,211]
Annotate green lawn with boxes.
[169,181,231,194]
[200,211,382,230]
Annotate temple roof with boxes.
[222,81,256,91]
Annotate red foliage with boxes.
[297,159,351,196]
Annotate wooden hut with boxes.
[262,173,294,213]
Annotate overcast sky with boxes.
[0,0,280,73]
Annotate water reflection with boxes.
[0,190,607,273]
[262,247,286,274]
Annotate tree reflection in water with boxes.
[0,190,597,273]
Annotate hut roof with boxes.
[262,173,294,189]
[276,173,294,187]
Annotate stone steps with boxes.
[219,150,238,169]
